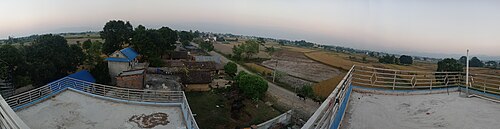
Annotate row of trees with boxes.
[378,54,413,65]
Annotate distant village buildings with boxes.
[105,45,228,92]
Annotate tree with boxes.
[100,20,133,55]
[27,34,84,86]
[199,41,214,52]
[459,56,467,65]
[237,72,268,100]
[485,61,498,69]
[232,45,244,61]
[437,58,463,72]
[469,57,484,67]
[257,37,265,44]
[157,27,178,56]
[242,40,259,59]
[399,55,413,65]
[131,25,177,61]
[90,60,111,85]
[224,62,238,76]
[178,31,194,42]
[0,45,29,87]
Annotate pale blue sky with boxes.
[1,0,500,58]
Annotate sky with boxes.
[1,0,500,59]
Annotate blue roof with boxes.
[68,70,96,83]
[120,47,138,61]
[105,57,130,62]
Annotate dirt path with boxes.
[197,44,319,117]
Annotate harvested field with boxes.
[244,63,273,75]
[313,73,346,97]
[305,51,436,71]
[262,49,341,82]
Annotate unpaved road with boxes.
[191,43,320,117]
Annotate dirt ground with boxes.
[262,49,341,82]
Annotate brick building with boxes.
[116,69,145,89]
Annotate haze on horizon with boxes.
[1,0,500,59]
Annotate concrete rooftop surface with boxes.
[15,90,186,129]
[343,92,500,129]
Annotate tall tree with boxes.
[242,40,259,59]
[0,45,29,87]
[469,57,484,67]
[27,34,84,86]
[100,20,133,55]
[157,27,177,54]
[232,45,244,61]
[459,56,467,65]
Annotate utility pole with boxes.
[466,49,469,96]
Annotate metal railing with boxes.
[352,66,462,90]
[303,65,500,129]
[4,77,199,129]
[0,94,30,129]
[302,66,354,129]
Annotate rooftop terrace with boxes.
[16,90,186,129]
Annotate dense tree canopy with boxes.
[459,56,467,65]
[100,20,133,54]
[27,34,84,86]
[469,57,484,67]
[236,71,268,100]
[131,25,177,63]
[399,55,413,65]
[0,45,29,87]
[178,31,195,42]
[379,54,397,64]
[224,62,238,76]
[437,58,463,72]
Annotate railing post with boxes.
[393,71,397,90]
[483,79,486,93]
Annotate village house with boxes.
[115,69,146,89]
[105,47,148,85]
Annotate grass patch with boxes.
[186,91,282,129]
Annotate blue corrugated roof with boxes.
[68,70,96,83]
[105,57,130,62]
[120,47,138,60]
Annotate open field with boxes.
[343,92,500,129]
[312,73,346,98]
[262,49,341,82]
[244,63,273,75]
[213,42,271,58]
[186,91,281,129]
[305,51,437,72]
[66,38,104,45]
